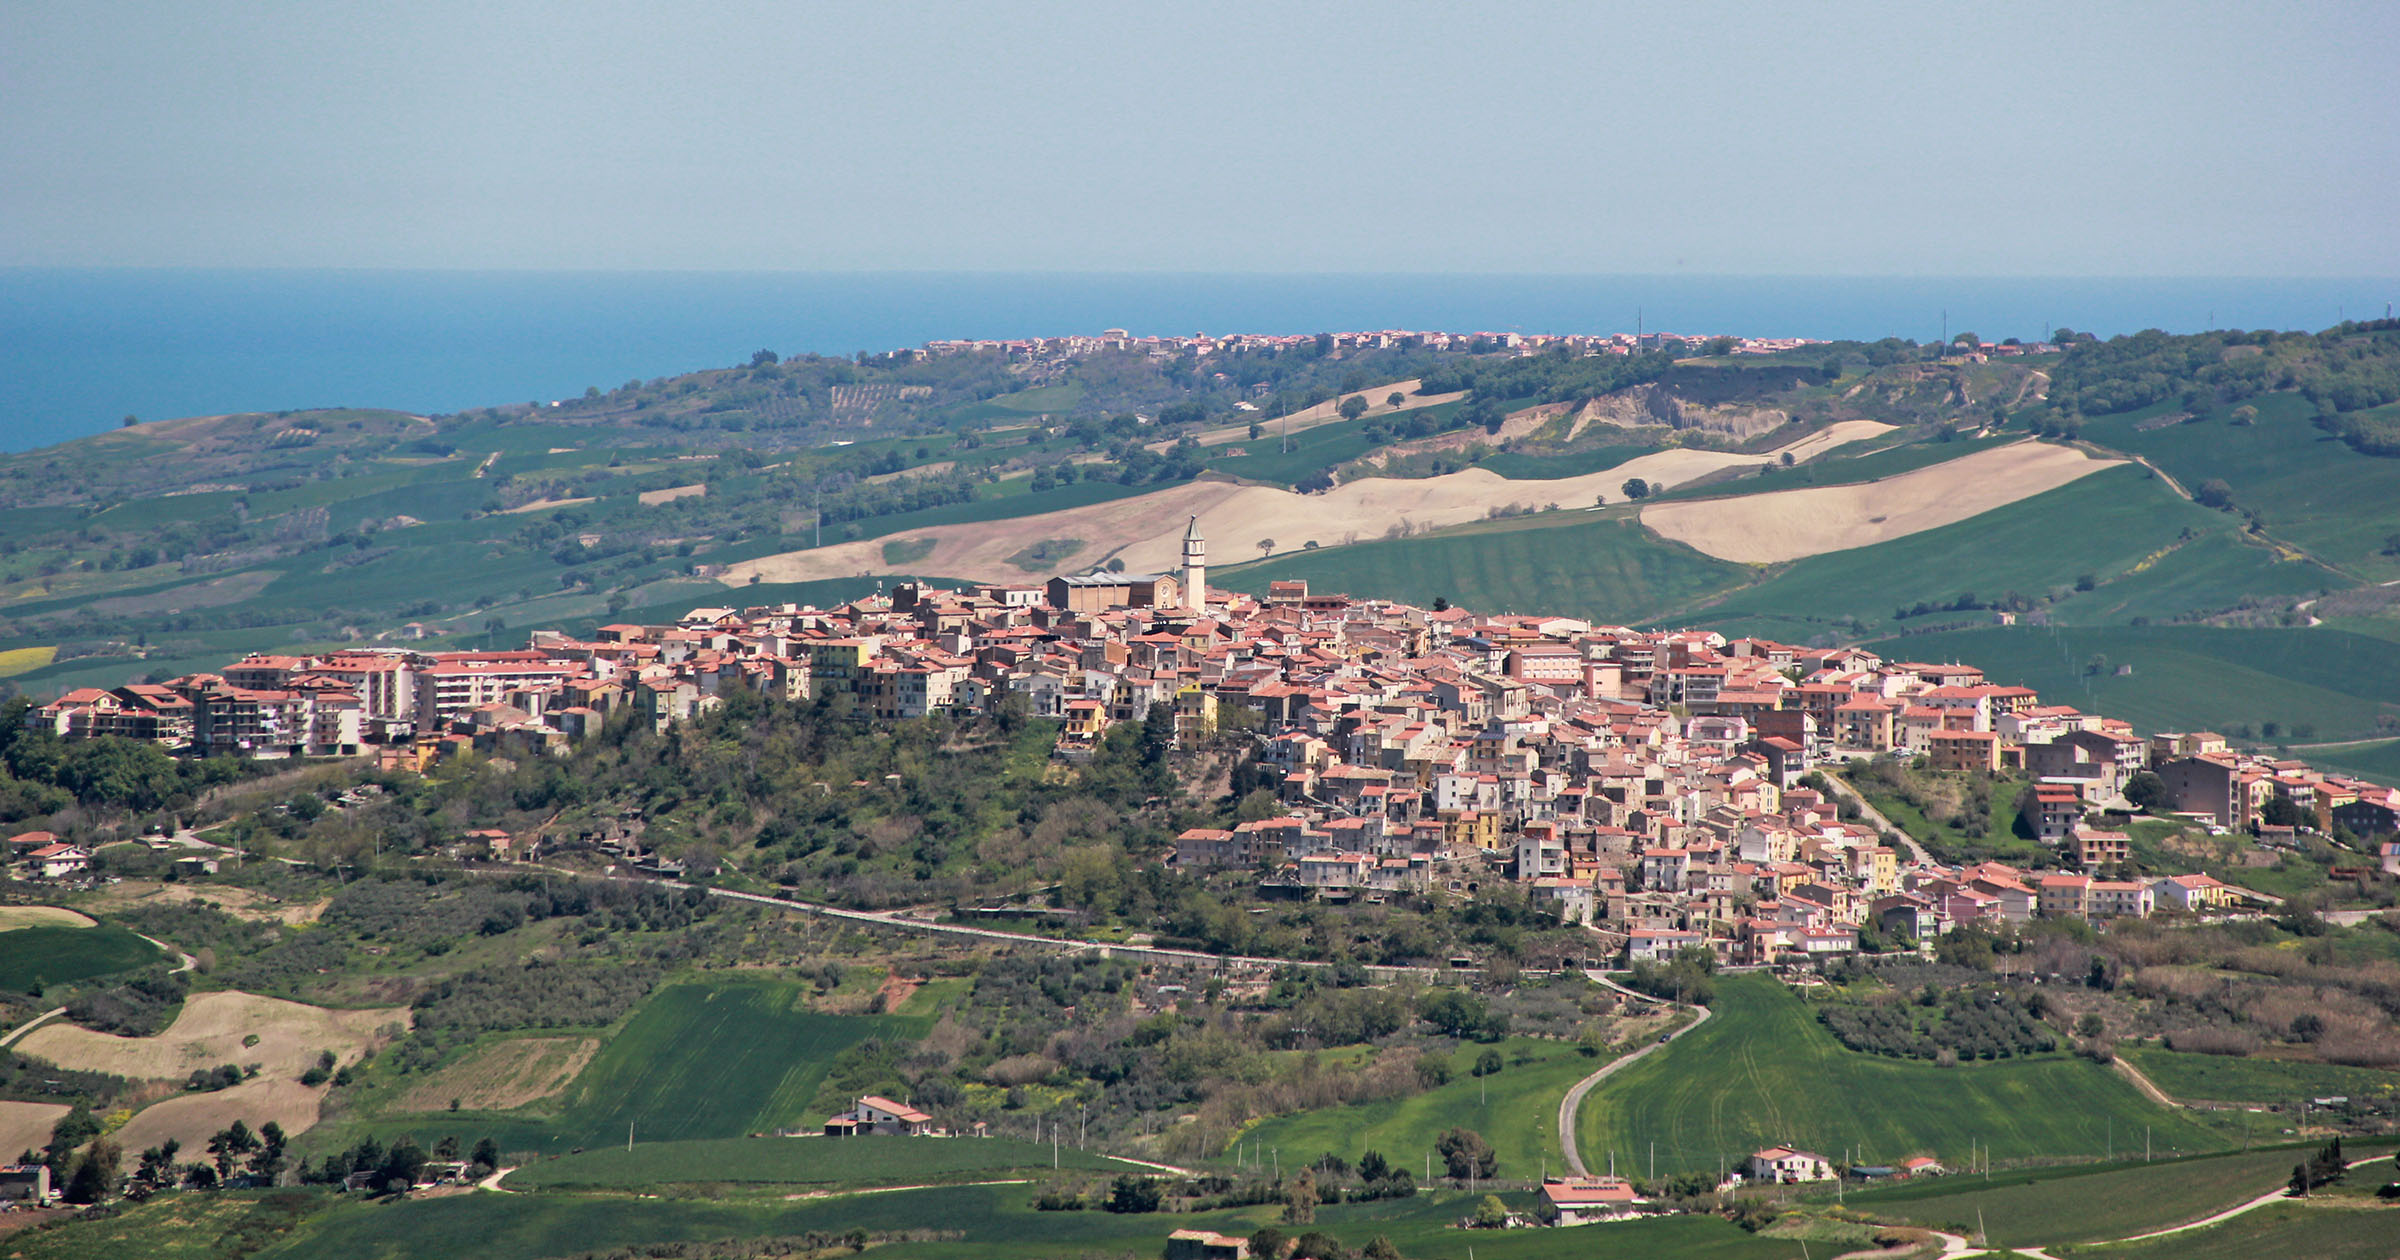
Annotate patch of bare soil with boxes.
[112,1077,326,1155]
[1640,441,2122,563]
[392,1036,598,1113]
[15,991,404,1082]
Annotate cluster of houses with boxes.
[914,326,1828,369]
[26,520,2397,955]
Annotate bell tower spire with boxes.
[1182,515,1207,614]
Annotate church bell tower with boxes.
[1182,516,1206,614]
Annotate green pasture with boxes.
[2120,1046,2400,1106]
[1475,441,1663,480]
[1574,976,2227,1177]
[2095,1196,2400,1260]
[1236,1037,1594,1181]
[1863,624,2400,751]
[0,922,162,991]
[1203,415,1388,484]
[1851,1144,2360,1248]
[1225,514,1748,625]
[245,1181,1807,1260]
[1696,464,2342,641]
[2083,391,2400,580]
[2294,738,2400,788]
[507,1135,1131,1191]
[0,1188,323,1260]
[328,981,925,1158]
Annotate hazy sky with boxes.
[6,1,2395,275]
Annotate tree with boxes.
[750,348,780,367]
[470,1137,500,1171]
[1620,477,1651,500]
[1104,1173,1161,1213]
[1474,1193,1510,1227]
[1435,1128,1497,1181]
[1282,1167,1318,1224]
[135,1139,182,1191]
[1248,1227,1287,1260]
[1358,1150,1392,1183]
[121,414,139,428]
[1473,1048,1503,1077]
[1257,538,1275,559]
[1362,1237,1402,1260]
[207,1120,257,1180]
[378,1137,427,1193]
[250,1121,287,1184]
[1339,395,1369,421]
[2123,771,2166,812]
[2194,478,2235,509]
[1386,392,1405,408]
[62,1140,119,1204]
[1289,1232,1344,1260]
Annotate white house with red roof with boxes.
[1540,1175,1642,1225]
[1747,1146,1833,1183]
[823,1095,932,1137]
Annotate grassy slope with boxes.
[1695,464,2341,642]
[0,1188,322,1260]
[1850,1143,2383,1248]
[506,1135,1130,1190]
[1222,514,1749,624]
[2091,1198,2400,1260]
[326,980,925,1158]
[0,923,161,990]
[1236,1037,1591,1181]
[2120,1046,2400,1106]
[1860,624,2400,751]
[1574,975,2225,1177]
[2083,392,2400,581]
[249,1183,1806,1260]
[2291,738,2400,786]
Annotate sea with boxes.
[4,269,2396,453]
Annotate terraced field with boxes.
[1574,975,2226,1176]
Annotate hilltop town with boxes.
[27,515,2397,962]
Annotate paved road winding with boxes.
[1558,971,1713,1177]
[1821,774,1928,866]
